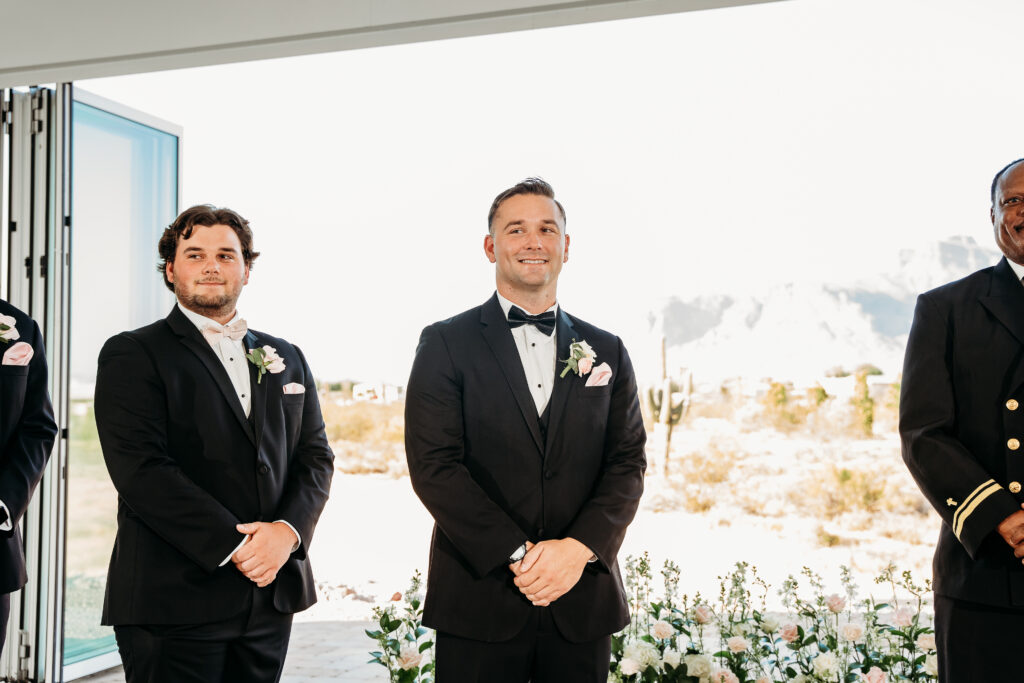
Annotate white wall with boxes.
[0,0,781,87]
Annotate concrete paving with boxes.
[78,620,388,682]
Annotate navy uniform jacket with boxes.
[901,257,1024,606]
[0,299,57,594]
[405,295,647,643]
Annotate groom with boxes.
[405,178,647,682]
[94,205,334,683]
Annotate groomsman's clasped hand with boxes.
[232,521,299,587]
[509,538,592,606]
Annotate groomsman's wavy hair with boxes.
[157,204,261,292]
[487,178,567,235]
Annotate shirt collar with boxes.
[1007,257,1024,284]
[495,291,558,320]
[177,301,243,334]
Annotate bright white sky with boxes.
[78,0,1021,384]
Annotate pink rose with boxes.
[396,642,422,671]
[779,623,799,643]
[584,362,613,387]
[915,633,936,651]
[890,607,913,627]
[577,357,594,376]
[710,669,739,683]
[726,636,750,653]
[2,341,33,366]
[390,592,402,602]
[826,593,846,613]
[840,622,864,642]
[0,315,20,342]
[863,666,887,683]
[650,620,674,640]
[694,604,714,624]
[262,346,286,374]
[619,658,641,676]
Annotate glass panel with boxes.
[63,100,177,667]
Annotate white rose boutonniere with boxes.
[559,338,596,378]
[246,345,286,384]
[0,314,20,345]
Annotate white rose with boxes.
[662,648,681,668]
[0,315,19,342]
[760,615,780,633]
[924,653,938,676]
[840,622,865,642]
[396,642,422,670]
[710,669,739,683]
[733,621,753,637]
[916,633,936,651]
[694,604,714,624]
[825,593,846,613]
[577,340,596,358]
[726,636,750,653]
[889,607,913,627]
[651,620,675,640]
[812,652,839,676]
[684,653,712,677]
[623,640,660,669]
[619,658,642,676]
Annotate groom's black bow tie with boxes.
[507,306,556,336]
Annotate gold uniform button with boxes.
[1011,482,1022,494]
[1009,399,1020,411]
[1010,439,1021,451]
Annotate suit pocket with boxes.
[576,384,613,399]
[0,365,30,377]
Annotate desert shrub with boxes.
[794,465,888,519]
[849,371,875,437]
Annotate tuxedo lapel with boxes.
[245,330,269,449]
[543,309,576,456]
[479,295,544,454]
[165,307,256,445]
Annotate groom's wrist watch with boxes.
[508,543,527,563]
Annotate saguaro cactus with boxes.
[645,337,692,474]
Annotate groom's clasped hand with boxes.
[508,538,593,607]
[232,521,299,587]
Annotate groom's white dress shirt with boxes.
[496,292,557,415]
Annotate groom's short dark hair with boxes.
[157,204,261,292]
[487,178,566,234]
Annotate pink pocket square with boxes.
[282,382,305,394]
[2,342,33,366]
[585,362,612,387]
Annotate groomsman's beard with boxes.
[175,286,239,320]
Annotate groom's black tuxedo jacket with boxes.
[94,306,334,625]
[405,295,647,643]
[0,299,57,595]
[901,257,1024,607]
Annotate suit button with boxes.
[1009,399,1020,411]
[258,464,270,475]
[1010,439,1021,451]
[544,470,553,479]
[1011,481,1022,494]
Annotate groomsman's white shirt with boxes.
[177,303,300,564]
[496,292,557,415]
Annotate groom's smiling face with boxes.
[485,193,569,294]
[165,223,250,320]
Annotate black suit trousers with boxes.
[436,607,610,683]
[114,585,292,683]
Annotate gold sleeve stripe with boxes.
[953,481,1002,540]
[952,479,997,536]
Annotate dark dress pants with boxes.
[114,584,292,683]
[0,592,9,653]
[934,594,1024,683]
[436,606,610,683]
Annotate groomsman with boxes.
[0,299,57,652]
[405,178,647,682]
[901,158,1024,681]
[94,205,334,683]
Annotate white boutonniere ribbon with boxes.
[246,345,286,384]
[560,339,597,378]
[0,315,20,345]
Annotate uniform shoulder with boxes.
[920,264,997,302]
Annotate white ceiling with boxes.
[1,0,783,88]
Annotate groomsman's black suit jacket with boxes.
[0,299,57,595]
[901,257,1024,606]
[405,295,647,643]
[94,306,334,625]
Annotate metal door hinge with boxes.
[17,629,31,680]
